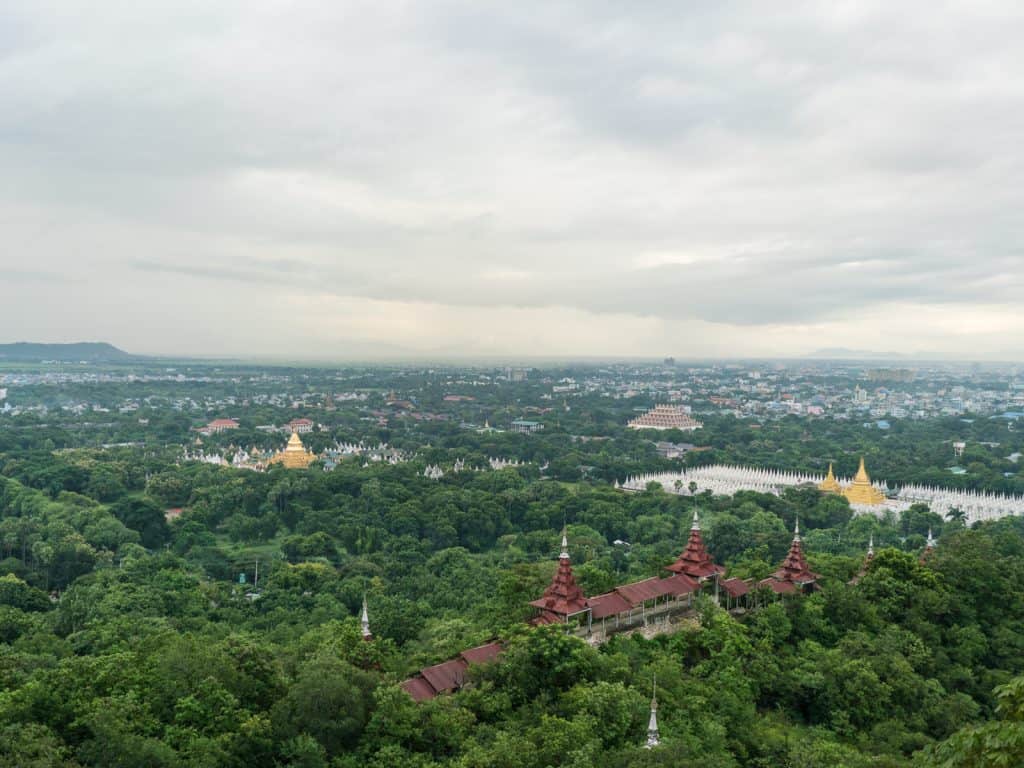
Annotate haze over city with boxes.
[3,1,1023,360]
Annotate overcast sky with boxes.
[2,2,1022,360]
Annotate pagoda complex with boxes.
[268,432,317,469]
[842,457,887,505]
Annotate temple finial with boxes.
[794,516,801,541]
[867,534,874,557]
[644,675,660,749]
[926,528,936,548]
[691,509,700,531]
[361,594,372,641]
[559,526,569,560]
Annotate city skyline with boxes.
[3,2,1023,360]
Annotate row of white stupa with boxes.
[424,457,525,479]
[618,465,1024,525]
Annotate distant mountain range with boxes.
[0,342,135,362]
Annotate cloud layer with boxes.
[2,1,1022,359]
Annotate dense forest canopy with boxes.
[1,361,1022,766]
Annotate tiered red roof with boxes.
[529,532,589,621]
[760,520,819,591]
[666,511,725,579]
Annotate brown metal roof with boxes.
[529,610,564,626]
[758,578,796,594]
[721,578,749,597]
[420,658,468,694]
[615,577,674,605]
[460,642,503,665]
[400,677,437,702]
[661,572,700,596]
[589,591,634,619]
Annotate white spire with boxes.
[360,594,372,640]
[691,509,700,531]
[926,528,936,548]
[867,534,874,557]
[559,527,569,560]
[645,676,660,749]
[794,516,801,542]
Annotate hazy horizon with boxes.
[4,3,1023,361]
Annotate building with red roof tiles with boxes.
[720,578,750,609]
[758,519,820,595]
[667,510,726,580]
[287,418,314,434]
[203,418,239,434]
[400,641,504,701]
[528,530,591,628]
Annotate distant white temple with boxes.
[619,464,1024,525]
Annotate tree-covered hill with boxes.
[1,445,1024,766]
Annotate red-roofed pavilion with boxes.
[759,519,820,596]
[666,510,726,600]
[529,530,591,629]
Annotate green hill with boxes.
[0,341,135,362]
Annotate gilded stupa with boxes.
[818,463,842,494]
[842,457,886,506]
[268,431,317,469]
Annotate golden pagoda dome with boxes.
[268,431,317,470]
[818,463,842,494]
[842,457,886,506]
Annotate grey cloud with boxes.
[1,1,1023,354]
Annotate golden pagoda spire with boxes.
[269,430,317,469]
[843,456,886,506]
[818,462,842,494]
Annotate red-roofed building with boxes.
[288,418,314,434]
[666,510,726,601]
[529,530,591,628]
[759,520,820,595]
[667,511,725,580]
[401,641,504,701]
[204,418,239,434]
[460,642,503,666]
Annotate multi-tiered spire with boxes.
[818,462,842,494]
[644,677,660,749]
[361,594,373,641]
[843,457,886,505]
[767,518,820,590]
[666,510,725,580]
[529,528,589,622]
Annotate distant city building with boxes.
[628,405,703,432]
[654,441,697,459]
[511,419,543,434]
[203,418,239,434]
[287,418,314,434]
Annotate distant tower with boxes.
[644,677,660,749]
[920,529,937,564]
[361,595,373,641]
